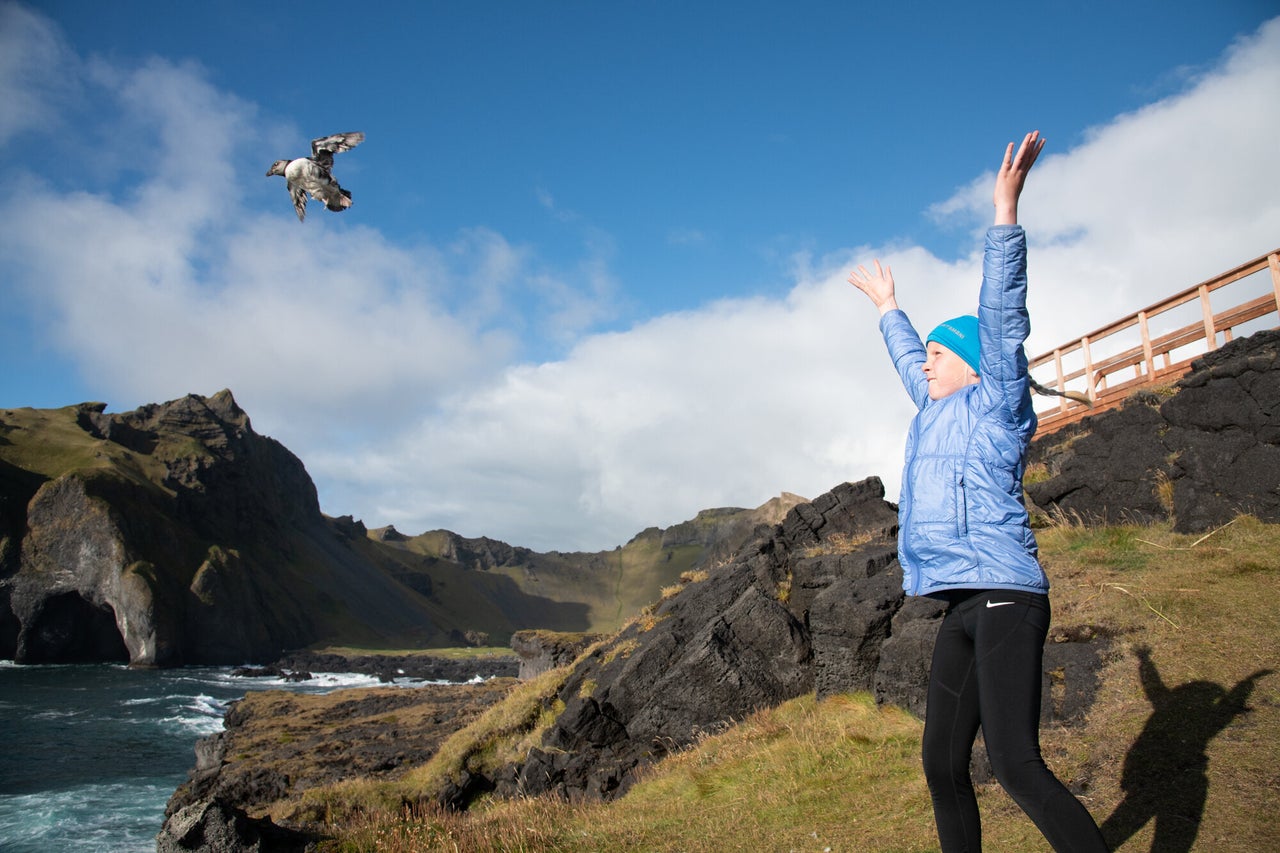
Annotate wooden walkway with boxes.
[1030,247,1280,436]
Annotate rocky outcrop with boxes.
[510,630,605,679]
[464,478,1106,805]
[155,798,311,853]
[159,678,519,851]
[1028,328,1280,531]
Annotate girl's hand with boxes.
[848,260,899,316]
[994,130,1045,225]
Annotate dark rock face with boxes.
[1028,329,1280,532]
[155,798,312,853]
[464,478,1105,806]
[1,391,608,666]
[2,391,323,665]
[1,392,416,665]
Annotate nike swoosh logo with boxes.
[986,600,1015,608]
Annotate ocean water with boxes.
[0,661,440,852]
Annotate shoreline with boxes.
[256,648,520,684]
[157,667,520,851]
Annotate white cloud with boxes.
[0,3,80,144]
[3,10,1278,552]
[322,245,986,548]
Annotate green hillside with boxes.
[380,530,700,635]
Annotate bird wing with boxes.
[311,132,365,157]
[289,183,308,222]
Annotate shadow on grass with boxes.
[1099,646,1271,853]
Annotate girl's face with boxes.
[923,342,979,400]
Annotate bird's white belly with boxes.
[284,159,328,191]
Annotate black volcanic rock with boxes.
[504,479,902,802]
[460,478,1107,806]
[155,798,311,853]
[1027,329,1280,531]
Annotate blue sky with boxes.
[3,1,1279,550]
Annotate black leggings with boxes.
[922,589,1108,852]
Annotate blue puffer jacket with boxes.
[879,225,1047,597]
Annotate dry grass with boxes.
[802,530,875,558]
[315,516,1280,852]
[386,667,571,807]
[1152,469,1176,517]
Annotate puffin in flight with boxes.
[266,132,365,221]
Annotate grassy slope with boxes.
[317,516,1280,852]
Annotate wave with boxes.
[152,693,231,737]
[0,781,171,853]
[29,707,82,721]
[0,662,480,853]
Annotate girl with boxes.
[848,131,1107,852]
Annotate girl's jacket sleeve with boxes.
[879,309,930,410]
[976,225,1036,433]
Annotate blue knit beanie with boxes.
[926,315,980,374]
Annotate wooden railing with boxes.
[1030,247,1280,436]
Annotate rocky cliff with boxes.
[0,392,587,665]
[1,391,327,665]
